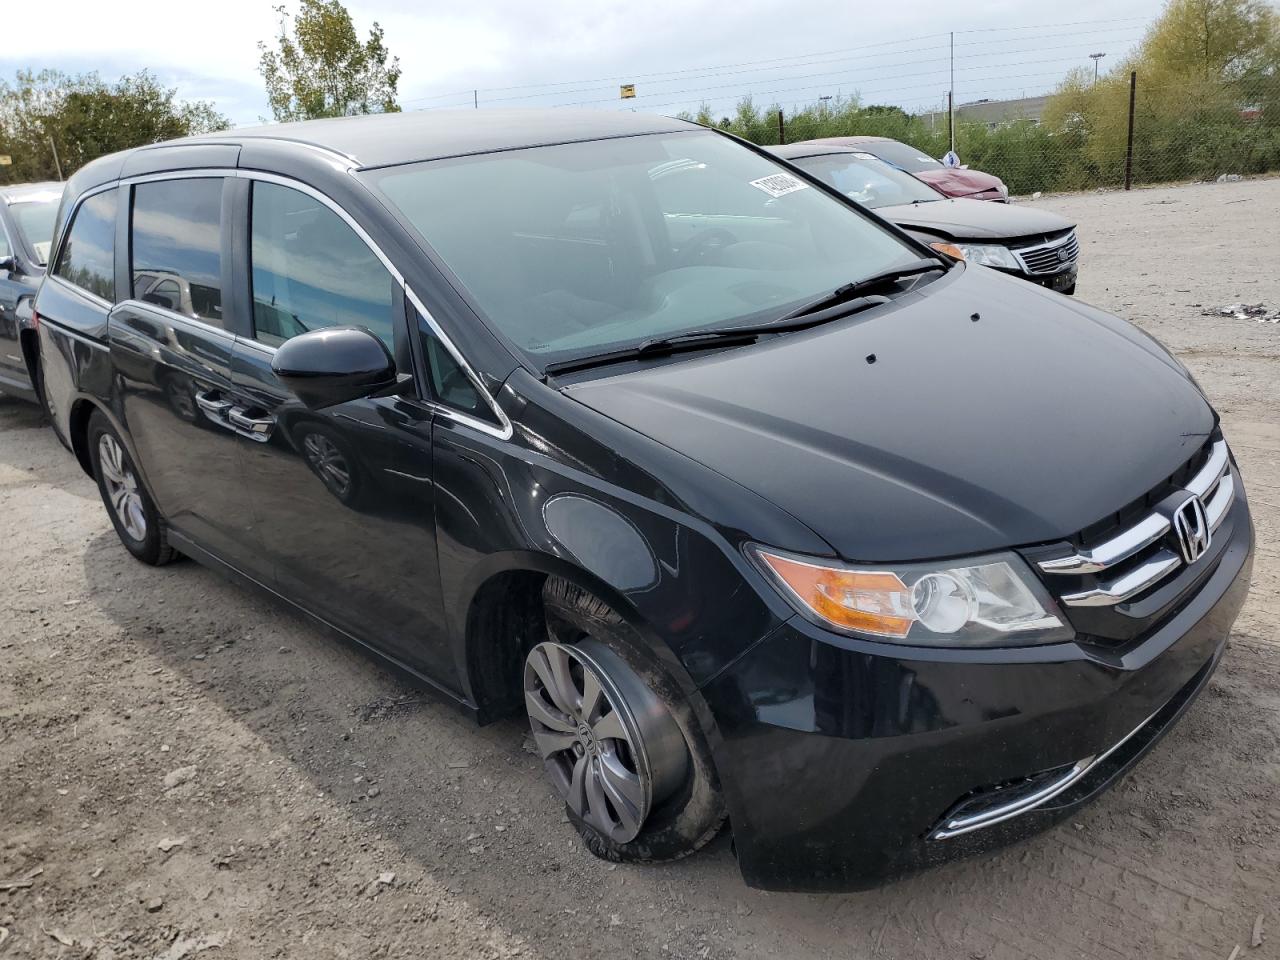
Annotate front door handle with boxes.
[194,390,233,419]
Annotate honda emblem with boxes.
[1172,495,1211,564]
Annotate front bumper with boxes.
[997,262,1077,292]
[703,498,1253,892]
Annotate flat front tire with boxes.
[529,578,726,863]
[87,410,180,566]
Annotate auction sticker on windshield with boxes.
[749,173,809,198]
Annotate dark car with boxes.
[0,181,61,402]
[770,144,1078,294]
[802,135,1008,201]
[36,110,1252,892]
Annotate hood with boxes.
[564,267,1214,564]
[875,197,1074,243]
[917,167,1004,198]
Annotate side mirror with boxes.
[0,255,17,274]
[271,326,397,410]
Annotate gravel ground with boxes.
[2,176,1278,960]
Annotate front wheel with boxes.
[88,410,180,566]
[525,578,726,863]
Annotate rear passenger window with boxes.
[131,178,225,326]
[53,188,117,301]
[250,181,394,349]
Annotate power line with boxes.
[534,46,1139,111]
[402,17,1149,106]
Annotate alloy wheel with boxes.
[524,639,687,843]
[98,434,147,542]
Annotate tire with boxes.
[87,410,180,566]
[532,577,726,864]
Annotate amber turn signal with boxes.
[930,242,966,261]
[757,552,914,638]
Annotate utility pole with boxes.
[947,92,954,155]
[1124,71,1137,190]
[1089,52,1106,86]
[949,32,955,153]
[49,136,62,181]
[473,89,478,109]
[777,109,785,145]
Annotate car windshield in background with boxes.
[11,197,59,265]
[863,141,944,174]
[796,153,943,208]
[364,130,919,367]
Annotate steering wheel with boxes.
[677,227,738,264]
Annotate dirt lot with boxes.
[2,177,1278,960]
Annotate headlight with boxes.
[997,181,1010,198]
[956,243,1020,271]
[753,548,1072,647]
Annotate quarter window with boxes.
[417,316,496,425]
[52,188,117,301]
[249,181,394,349]
[131,178,225,326]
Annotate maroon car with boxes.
[801,136,1008,201]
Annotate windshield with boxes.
[10,197,59,265]
[792,153,942,208]
[364,130,919,366]
[862,141,943,174]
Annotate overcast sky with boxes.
[0,0,1166,127]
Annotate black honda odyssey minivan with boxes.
[36,109,1253,891]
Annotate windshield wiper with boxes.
[543,328,761,377]
[776,258,945,323]
[543,294,893,378]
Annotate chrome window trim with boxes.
[108,167,514,442]
[113,298,236,343]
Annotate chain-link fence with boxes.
[695,72,1280,196]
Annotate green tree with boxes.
[0,70,230,184]
[1040,0,1280,185]
[258,0,401,121]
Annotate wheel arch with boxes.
[67,396,104,477]
[459,551,716,739]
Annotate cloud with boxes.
[0,0,1163,126]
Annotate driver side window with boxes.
[250,181,394,350]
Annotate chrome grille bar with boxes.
[1038,513,1169,575]
[1039,439,1234,608]
[1038,439,1229,577]
[1058,550,1182,607]
[1206,471,1234,532]
[1013,231,1078,275]
[1187,439,1229,499]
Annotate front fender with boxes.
[435,372,824,712]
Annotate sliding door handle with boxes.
[227,408,275,437]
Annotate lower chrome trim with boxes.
[931,706,1161,839]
